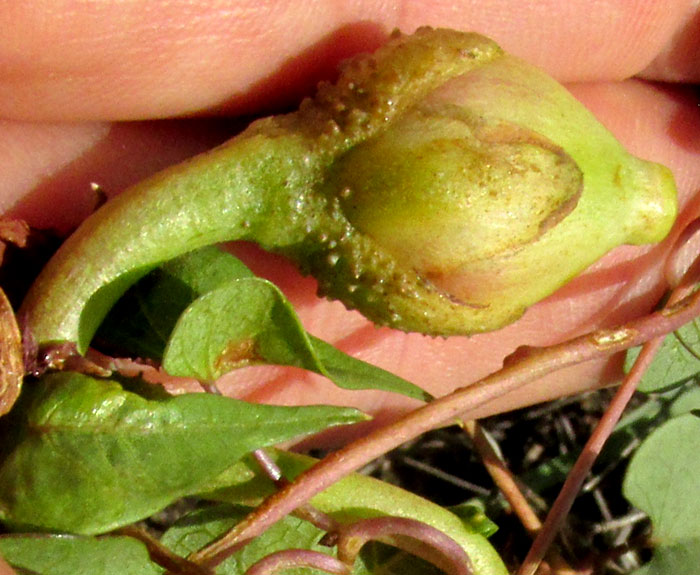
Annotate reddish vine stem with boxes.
[252,449,339,533]
[116,525,213,575]
[516,271,698,575]
[244,549,351,575]
[517,336,665,575]
[336,516,474,575]
[191,285,700,568]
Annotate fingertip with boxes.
[638,3,700,82]
[2,1,697,121]
[0,1,391,121]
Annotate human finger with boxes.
[638,1,700,82]
[0,0,695,121]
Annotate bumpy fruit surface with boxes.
[21,28,677,351]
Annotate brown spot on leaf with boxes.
[214,339,260,373]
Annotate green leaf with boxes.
[630,543,700,575]
[100,247,430,401]
[160,499,502,575]
[0,535,163,575]
[623,414,700,574]
[162,277,317,379]
[0,372,366,534]
[200,450,508,575]
[96,246,253,359]
[162,276,430,401]
[161,504,332,575]
[625,318,700,392]
[161,503,456,575]
[308,336,432,401]
[447,500,499,538]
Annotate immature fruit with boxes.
[315,48,677,333]
[20,28,677,352]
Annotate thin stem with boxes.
[462,420,542,537]
[253,449,339,533]
[336,516,473,575]
[400,455,491,496]
[592,510,648,534]
[664,216,700,288]
[462,421,577,574]
[115,525,212,575]
[516,274,698,575]
[190,285,700,568]
[244,549,350,575]
[516,340,662,575]
[253,449,284,483]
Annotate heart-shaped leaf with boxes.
[96,246,254,359]
[99,247,429,401]
[162,277,430,400]
[623,413,700,574]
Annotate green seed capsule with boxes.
[20,28,677,351]
[311,50,677,334]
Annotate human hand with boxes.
[2,1,699,438]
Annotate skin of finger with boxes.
[639,1,700,82]
[0,556,16,575]
[0,121,108,223]
[0,0,695,121]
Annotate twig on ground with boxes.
[462,420,579,574]
[462,420,542,537]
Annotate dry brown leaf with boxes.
[0,218,29,249]
[0,286,23,416]
[0,217,30,269]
